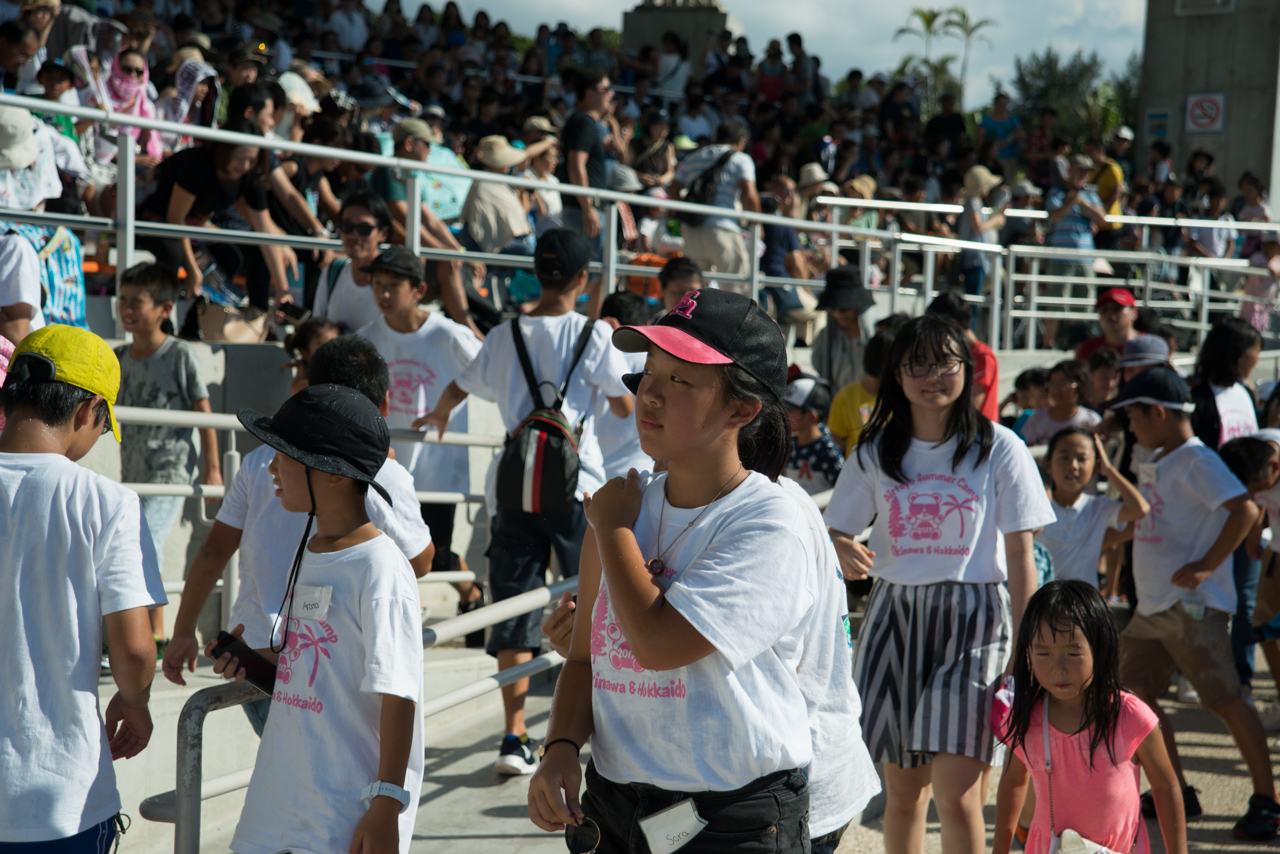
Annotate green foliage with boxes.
[1002,46,1107,146]
[1110,50,1142,131]
[942,5,995,111]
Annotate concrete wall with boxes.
[1139,0,1280,189]
[621,6,729,82]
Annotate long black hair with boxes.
[1003,580,1124,768]
[1195,316,1261,387]
[856,314,992,483]
[720,363,790,481]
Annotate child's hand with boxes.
[162,634,200,686]
[832,533,876,580]
[583,469,643,532]
[1093,435,1117,475]
[528,745,585,831]
[541,591,576,658]
[205,623,249,683]
[1171,560,1213,590]
[349,798,400,854]
[412,409,450,441]
[104,691,152,759]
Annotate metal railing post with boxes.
[174,683,261,854]
[1196,265,1210,346]
[888,241,902,315]
[404,173,421,257]
[828,220,839,271]
[602,202,617,295]
[114,142,135,293]
[219,434,240,631]
[748,223,761,304]
[860,241,872,290]
[989,251,1003,350]
[922,249,936,308]
[1027,259,1039,352]
[1004,247,1016,349]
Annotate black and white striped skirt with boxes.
[854,579,1012,768]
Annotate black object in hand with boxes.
[209,631,277,696]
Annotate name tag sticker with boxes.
[293,585,332,621]
[1136,462,1157,487]
[638,798,707,853]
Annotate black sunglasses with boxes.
[119,65,146,77]
[564,817,600,853]
[339,220,377,236]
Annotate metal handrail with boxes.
[141,575,580,853]
[161,571,476,596]
[122,482,485,504]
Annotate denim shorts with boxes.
[580,759,810,853]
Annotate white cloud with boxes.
[407,0,1145,107]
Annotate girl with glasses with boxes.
[825,314,1055,854]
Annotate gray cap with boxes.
[1118,334,1170,368]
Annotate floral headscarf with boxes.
[105,49,163,159]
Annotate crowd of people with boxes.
[8,3,1280,854]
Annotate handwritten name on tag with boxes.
[638,798,707,853]
[293,585,332,621]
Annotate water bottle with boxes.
[1183,590,1206,621]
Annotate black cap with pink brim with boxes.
[612,288,788,400]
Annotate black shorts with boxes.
[420,503,457,575]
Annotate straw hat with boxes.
[166,45,204,73]
[0,107,38,172]
[797,162,829,189]
[843,174,876,200]
[961,165,1002,199]
[475,135,525,169]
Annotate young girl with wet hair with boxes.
[825,313,1055,854]
[527,289,879,853]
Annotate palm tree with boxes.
[944,5,996,111]
[894,7,949,116]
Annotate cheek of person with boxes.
[1124,406,1157,448]
[1240,342,1262,379]
[268,452,312,513]
[634,355,744,462]
[899,366,965,410]
[1030,630,1094,700]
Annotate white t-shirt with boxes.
[1036,492,1125,584]
[1132,438,1248,617]
[231,535,423,854]
[590,472,816,791]
[670,144,756,232]
[0,234,45,333]
[823,424,1056,585]
[1249,429,1280,551]
[1213,383,1258,446]
[1019,407,1102,447]
[455,314,631,512]
[595,350,650,480]
[313,260,383,334]
[218,444,433,648]
[0,454,155,842]
[776,478,881,835]
[356,314,482,494]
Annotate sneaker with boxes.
[154,636,169,661]
[1259,703,1280,734]
[495,734,537,776]
[459,587,486,649]
[1176,673,1201,705]
[1234,794,1280,841]
[1141,786,1202,821]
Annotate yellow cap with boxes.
[12,325,121,441]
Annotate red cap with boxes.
[1096,288,1136,308]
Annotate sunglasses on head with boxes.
[340,220,377,236]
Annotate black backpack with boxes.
[495,318,597,515]
[674,148,735,227]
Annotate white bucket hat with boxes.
[0,107,39,172]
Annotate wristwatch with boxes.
[360,780,411,813]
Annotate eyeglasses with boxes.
[564,817,600,853]
[339,220,377,236]
[900,359,964,379]
[119,66,147,77]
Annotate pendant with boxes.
[646,558,666,575]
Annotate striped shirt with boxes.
[1046,186,1104,252]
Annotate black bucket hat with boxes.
[238,384,392,505]
[816,266,876,312]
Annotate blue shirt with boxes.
[784,425,844,496]
[761,223,800,277]
[981,114,1020,159]
[1046,186,1104,252]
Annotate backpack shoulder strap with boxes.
[510,318,546,411]
[558,319,597,403]
[326,257,348,301]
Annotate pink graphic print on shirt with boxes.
[884,475,980,557]
[387,358,437,416]
[1135,484,1165,544]
[277,617,337,688]
[590,579,687,700]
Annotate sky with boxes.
[391,0,1147,108]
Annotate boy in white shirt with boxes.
[1112,368,1280,839]
[355,245,486,628]
[162,335,434,736]
[419,229,634,775]
[213,384,423,854]
[0,326,158,851]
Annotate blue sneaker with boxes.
[495,734,537,776]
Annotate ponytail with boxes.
[721,364,790,480]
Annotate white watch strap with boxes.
[361,780,411,813]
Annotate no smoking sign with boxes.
[1185,92,1226,134]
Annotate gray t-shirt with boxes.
[114,337,208,484]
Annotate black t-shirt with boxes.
[556,110,607,189]
[924,113,967,151]
[268,155,324,235]
[140,146,268,224]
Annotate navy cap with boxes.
[1109,366,1195,413]
[361,245,424,282]
[534,229,592,281]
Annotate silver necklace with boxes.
[645,467,744,575]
